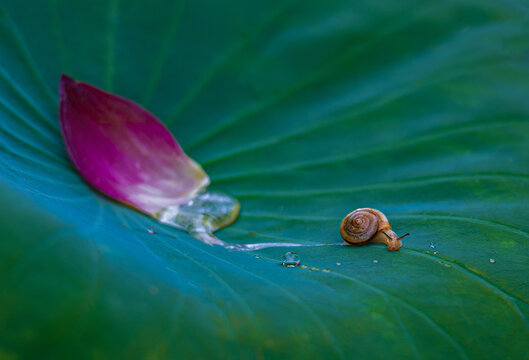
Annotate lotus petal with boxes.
[59,74,209,214]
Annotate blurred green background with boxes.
[0,0,529,358]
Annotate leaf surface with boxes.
[0,0,528,358]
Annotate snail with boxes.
[340,208,410,251]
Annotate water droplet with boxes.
[429,242,436,249]
[310,266,320,271]
[335,262,342,266]
[281,252,301,267]
[157,190,240,247]
[300,264,308,269]
[254,255,260,259]
[433,251,438,255]
[373,260,379,264]
[322,269,331,273]
[147,226,155,234]
[489,258,496,264]
[444,263,452,268]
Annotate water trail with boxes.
[156,190,339,250]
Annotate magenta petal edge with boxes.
[59,74,209,215]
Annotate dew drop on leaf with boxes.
[157,190,240,247]
[281,252,301,267]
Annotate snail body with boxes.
[340,208,408,251]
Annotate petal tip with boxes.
[59,74,76,98]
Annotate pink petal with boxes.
[59,74,209,214]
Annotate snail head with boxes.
[374,230,410,251]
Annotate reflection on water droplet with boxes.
[157,190,239,247]
[433,251,438,255]
[336,262,342,266]
[322,269,331,273]
[254,255,260,259]
[489,258,496,264]
[300,265,308,269]
[281,252,301,267]
[429,242,436,249]
[309,267,320,271]
[147,226,155,234]
[373,260,379,264]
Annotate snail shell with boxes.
[340,208,405,251]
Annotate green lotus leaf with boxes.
[0,0,528,358]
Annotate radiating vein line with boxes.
[2,162,83,188]
[195,62,509,167]
[0,101,66,164]
[184,5,484,151]
[229,224,529,333]
[213,120,528,182]
[238,212,529,243]
[393,213,529,241]
[143,220,345,358]
[165,0,299,126]
[233,173,529,198]
[110,207,223,340]
[225,227,529,311]
[192,64,473,159]
[193,82,404,155]
[0,142,78,179]
[0,89,61,146]
[0,5,57,104]
[106,0,119,92]
[0,65,59,133]
[0,120,65,166]
[148,238,258,333]
[402,248,529,330]
[250,251,468,359]
[27,188,92,203]
[386,301,421,360]
[141,0,186,105]
[327,270,469,359]
[121,210,259,335]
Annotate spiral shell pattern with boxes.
[340,208,379,244]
